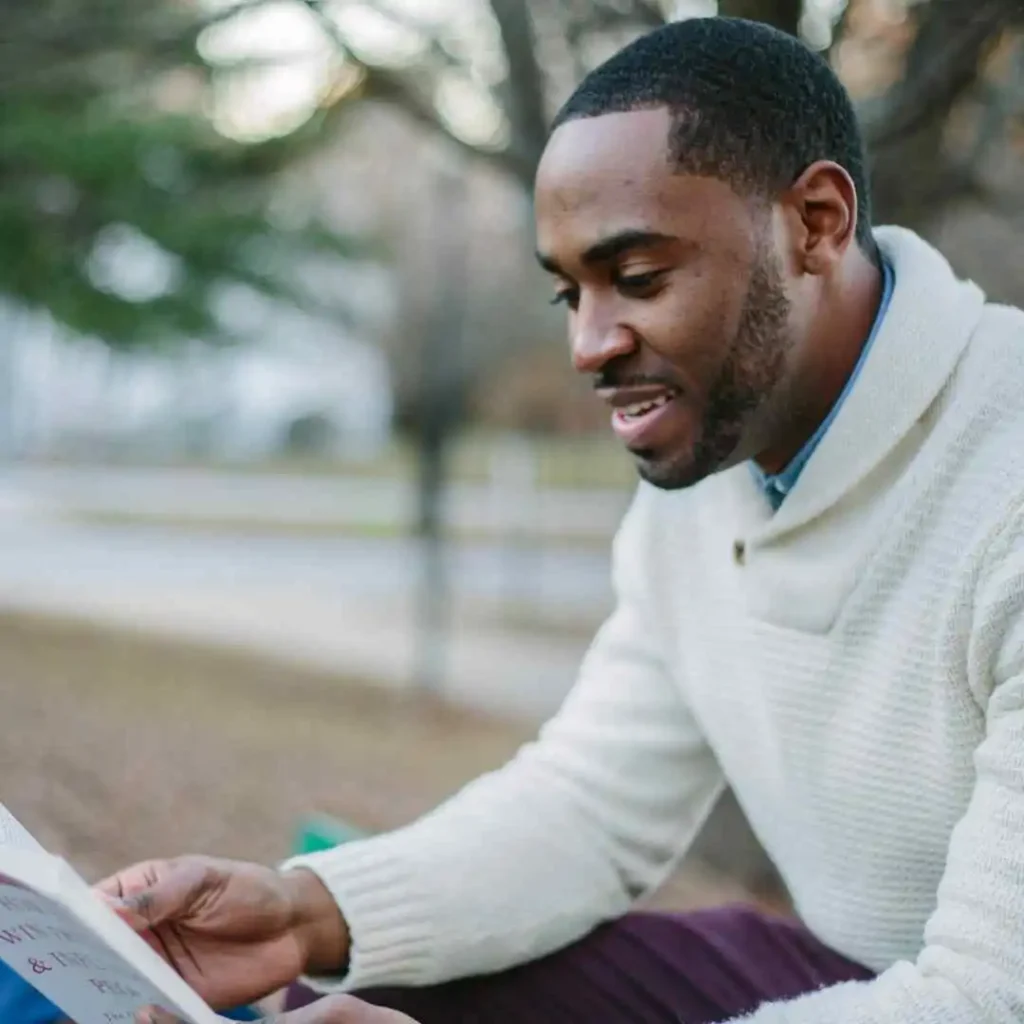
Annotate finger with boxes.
[284,994,419,1022]
[95,889,150,932]
[108,860,214,931]
[131,1010,222,1024]
[96,860,166,899]
[97,861,168,929]
[134,1009,184,1024]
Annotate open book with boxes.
[0,802,229,1024]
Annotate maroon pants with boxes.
[286,906,873,1022]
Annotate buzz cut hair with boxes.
[552,17,877,257]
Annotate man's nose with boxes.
[570,302,637,375]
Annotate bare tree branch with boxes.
[301,0,538,183]
[324,0,463,71]
[602,0,667,29]
[867,0,1019,149]
[867,0,1021,228]
[360,65,539,183]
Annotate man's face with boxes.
[535,108,796,489]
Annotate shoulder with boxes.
[955,299,1024,400]
[931,300,1024,508]
[936,307,1024,680]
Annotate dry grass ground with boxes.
[0,611,785,913]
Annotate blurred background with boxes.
[1,0,1022,910]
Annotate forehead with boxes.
[535,108,754,261]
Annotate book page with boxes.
[0,848,226,1024]
[0,802,46,854]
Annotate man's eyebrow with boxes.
[536,230,679,275]
[582,229,678,265]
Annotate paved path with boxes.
[0,581,591,719]
[0,463,632,539]
[0,467,619,718]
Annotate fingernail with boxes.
[124,892,154,916]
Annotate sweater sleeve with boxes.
[282,486,724,993]
[737,514,1024,1024]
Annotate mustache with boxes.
[593,370,679,391]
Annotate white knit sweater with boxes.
[288,228,1024,1022]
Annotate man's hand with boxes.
[96,856,350,1008]
[134,996,419,1023]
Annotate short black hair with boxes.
[552,17,877,257]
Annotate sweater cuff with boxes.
[280,839,438,993]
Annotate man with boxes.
[110,16,1024,1024]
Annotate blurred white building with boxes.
[1,296,393,464]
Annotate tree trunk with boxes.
[717,0,803,36]
[413,161,470,695]
[489,0,550,176]
[867,0,1016,230]
[0,306,23,462]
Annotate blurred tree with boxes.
[299,0,1022,561]
[301,0,676,188]
[295,1,692,693]
[0,0,363,351]
[303,0,1024,541]
[300,0,1022,233]
[852,0,1024,230]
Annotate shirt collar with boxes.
[750,259,896,510]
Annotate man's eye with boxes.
[617,270,664,293]
[550,288,579,309]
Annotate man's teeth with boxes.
[620,394,672,419]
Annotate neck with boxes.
[755,251,884,476]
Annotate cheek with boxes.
[638,281,742,388]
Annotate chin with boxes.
[633,449,710,491]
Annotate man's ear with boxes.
[783,160,859,276]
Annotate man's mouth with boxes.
[617,393,674,421]
[595,384,682,449]
[596,383,680,413]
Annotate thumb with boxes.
[290,999,417,1024]
[106,861,215,932]
[282,995,419,1023]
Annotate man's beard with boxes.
[638,246,793,491]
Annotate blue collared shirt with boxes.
[750,260,895,510]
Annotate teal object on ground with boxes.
[293,813,367,855]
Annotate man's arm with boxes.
[284,486,724,993]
